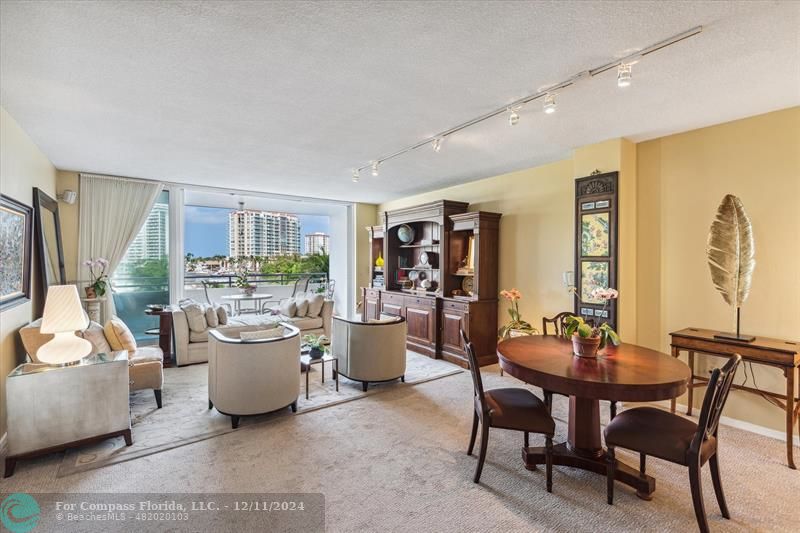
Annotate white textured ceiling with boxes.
[1,1,798,203]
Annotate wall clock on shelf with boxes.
[461,276,474,295]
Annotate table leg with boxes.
[321,359,325,383]
[687,351,695,416]
[786,366,796,469]
[567,396,602,457]
[670,346,679,413]
[335,359,339,392]
[305,365,310,400]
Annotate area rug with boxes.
[58,351,461,477]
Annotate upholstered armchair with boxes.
[330,315,407,391]
[208,323,301,428]
[19,318,163,408]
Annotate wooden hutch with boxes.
[361,200,501,367]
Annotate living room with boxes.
[0,1,798,532]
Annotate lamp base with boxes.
[37,332,92,365]
[713,332,756,343]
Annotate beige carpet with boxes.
[58,351,461,476]
[2,362,796,532]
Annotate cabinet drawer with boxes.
[381,291,405,305]
[405,295,435,308]
[442,300,469,312]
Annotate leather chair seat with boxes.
[484,388,555,435]
[604,407,717,466]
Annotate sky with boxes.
[184,205,330,257]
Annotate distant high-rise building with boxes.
[304,232,329,255]
[228,210,301,258]
[125,202,169,262]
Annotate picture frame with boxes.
[0,194,34,311]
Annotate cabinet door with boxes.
[441,309,467,356]
[365,297,380,321]
[405,305,434,346]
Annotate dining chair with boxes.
[541,312,617,419]
[462,330,555,490]
[605,354,741,533]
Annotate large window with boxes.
[112,190,170,342]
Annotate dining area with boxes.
[463,323,745,533]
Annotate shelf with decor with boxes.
[367,225,385,289]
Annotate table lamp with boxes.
[38,285,91,365]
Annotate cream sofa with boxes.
[331,315,407,391]
[208,324,301,428]
[172,298,333,366]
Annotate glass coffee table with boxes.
[300,347,338,400]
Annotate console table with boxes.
[670,327,800,469]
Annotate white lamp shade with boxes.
[40,285,89,334]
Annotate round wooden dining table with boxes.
[497,335,690,499]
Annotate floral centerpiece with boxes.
[234,268,256,295]
[303,334,328,359]
[498,288,538,339]
[82,257,110,298]
[565,287,620,358]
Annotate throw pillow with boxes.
[181,302,208,333]
[240,328,285,341]
[305,293,325,318]
[294,297,309,317]
[279,299,297,318]
[104,317,138,352]
[205,305,219,328]
[79,321,114,355]
[216,305,228,325]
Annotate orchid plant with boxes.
[565,287,621,349]
[498,288,538,339]
[82,257,110,296]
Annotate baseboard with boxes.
[654,400,800,447]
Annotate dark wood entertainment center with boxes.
[361,200,501,368]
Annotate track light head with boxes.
[371,161,379,177]
[617,63,632,87]
[543,93,557,114]
[352,169,359,183]
[432,138,442,152]
[507,107,520,126]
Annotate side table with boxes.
[81,296,106,323]
[145,307,175,367]
[5,351,132,477]
[301,352,338,400]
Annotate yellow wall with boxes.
[353,203,378,308]
[637,107,800,432]
[57,170,80,282]
[0,107,58,437]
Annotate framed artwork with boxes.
[581,212,610,256]
[574,172,618,328]
[580,261,610,304]
[0,194,33,311]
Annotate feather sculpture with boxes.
[707,194,755,340]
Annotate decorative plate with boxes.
[419,251,429,265]
[408,270,419,281]
[461,276,474,294]
[397,224,415,244]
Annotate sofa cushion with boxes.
[181,302,208,332]
[189,329,209,343]
[305,293,325,317]
[294,297,309,317]
[227,315,281,328]
[279,299,297,318]
[104,318,137,352]
[240,328,285,341]
[288,316,324,330]
[205,305,219,328]
[130,346,164,364]
[216,305,228,325]
[79,321,114,355]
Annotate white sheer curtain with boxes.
[78,174,163,319]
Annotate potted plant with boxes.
[303,334,328,359]
[564,288,621,358]
[498,288,538,339]
[234,269,256,296]
[82,257,110,298]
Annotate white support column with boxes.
[168,186,185,304]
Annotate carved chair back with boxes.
[461,329,487,415]
[690,354,741,454]
[542,312,573,337]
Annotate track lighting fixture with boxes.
[617,63,632,87]
[507,107,520,126]
[543,93,557,114]
[349,26,701,182]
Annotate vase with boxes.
[375,253,384,267]
[242,286,256,296]
[572,334,601,358]
[85,286,97,298]
[309,347,324,360]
